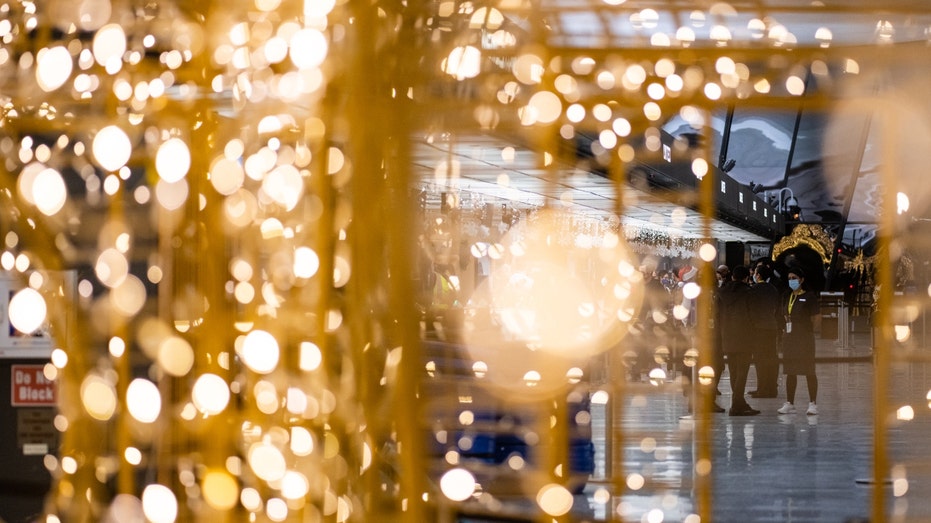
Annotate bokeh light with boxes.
[9,288,47,335]
[126,379,161,423]
[141,484,177,523]
[439,468,476,501]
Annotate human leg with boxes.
[776,374,799,414]
[728,354,758,414]
[785,374,797,403]
[756,334,780,396]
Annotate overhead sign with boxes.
[0,271,75,359]
[11,364,57,407]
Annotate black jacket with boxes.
[747,281,782,331]
[718,280,752,354]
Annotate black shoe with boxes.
[747,390,759,396]
[729,407,761,416]
[711,404,726,413]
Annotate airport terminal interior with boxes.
[2,1,931,522]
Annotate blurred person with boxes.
[776,266,821,415]
[746,264,782,398]
[631,266,673,381]
[719,265,760,416]
[715,264,731,287]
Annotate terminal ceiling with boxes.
[412,0,931,252]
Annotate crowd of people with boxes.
[632,259,821,417]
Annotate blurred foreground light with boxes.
[126,379,161,423]
[293,247,320,278]
[895,325,911,342]
[202,470,239,510]
[93,126,132,172]
[33,168,67,215]
[682,282,701,300]
[248,442,286,482]
[536,484,573,516]
[155,138,191,183]
[81,375,118,421]
[36,46,73,92]
[648,368,666,386]
[698,365,715,385]
[683,348,698,367]
[290,427,314,456]
[281,471,310,499]
[142,484,178,523]
[443,46,482,80]
[93,24,127,69]
[440,468,476,501]
[192,373,230,415]
[9,287,47,335]
[241,330,280,374]
[897,405,915,421]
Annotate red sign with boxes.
[11,364,57,407]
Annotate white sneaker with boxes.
[777,402,796,414]
[807,402,818,415]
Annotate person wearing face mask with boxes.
[777,266,821,415]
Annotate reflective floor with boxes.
[457,331,931,522]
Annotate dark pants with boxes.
[726,353,753,410]
[752,329,780,396]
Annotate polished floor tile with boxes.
[459,332,931,522]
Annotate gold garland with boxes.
[771,224,834,264]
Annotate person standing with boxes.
[719,265,760,416]
[747,264,782,398]
[777,266,821,415]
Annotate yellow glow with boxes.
[202,471,239,510]
[157,336,195,377]
[81,375,117,421]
